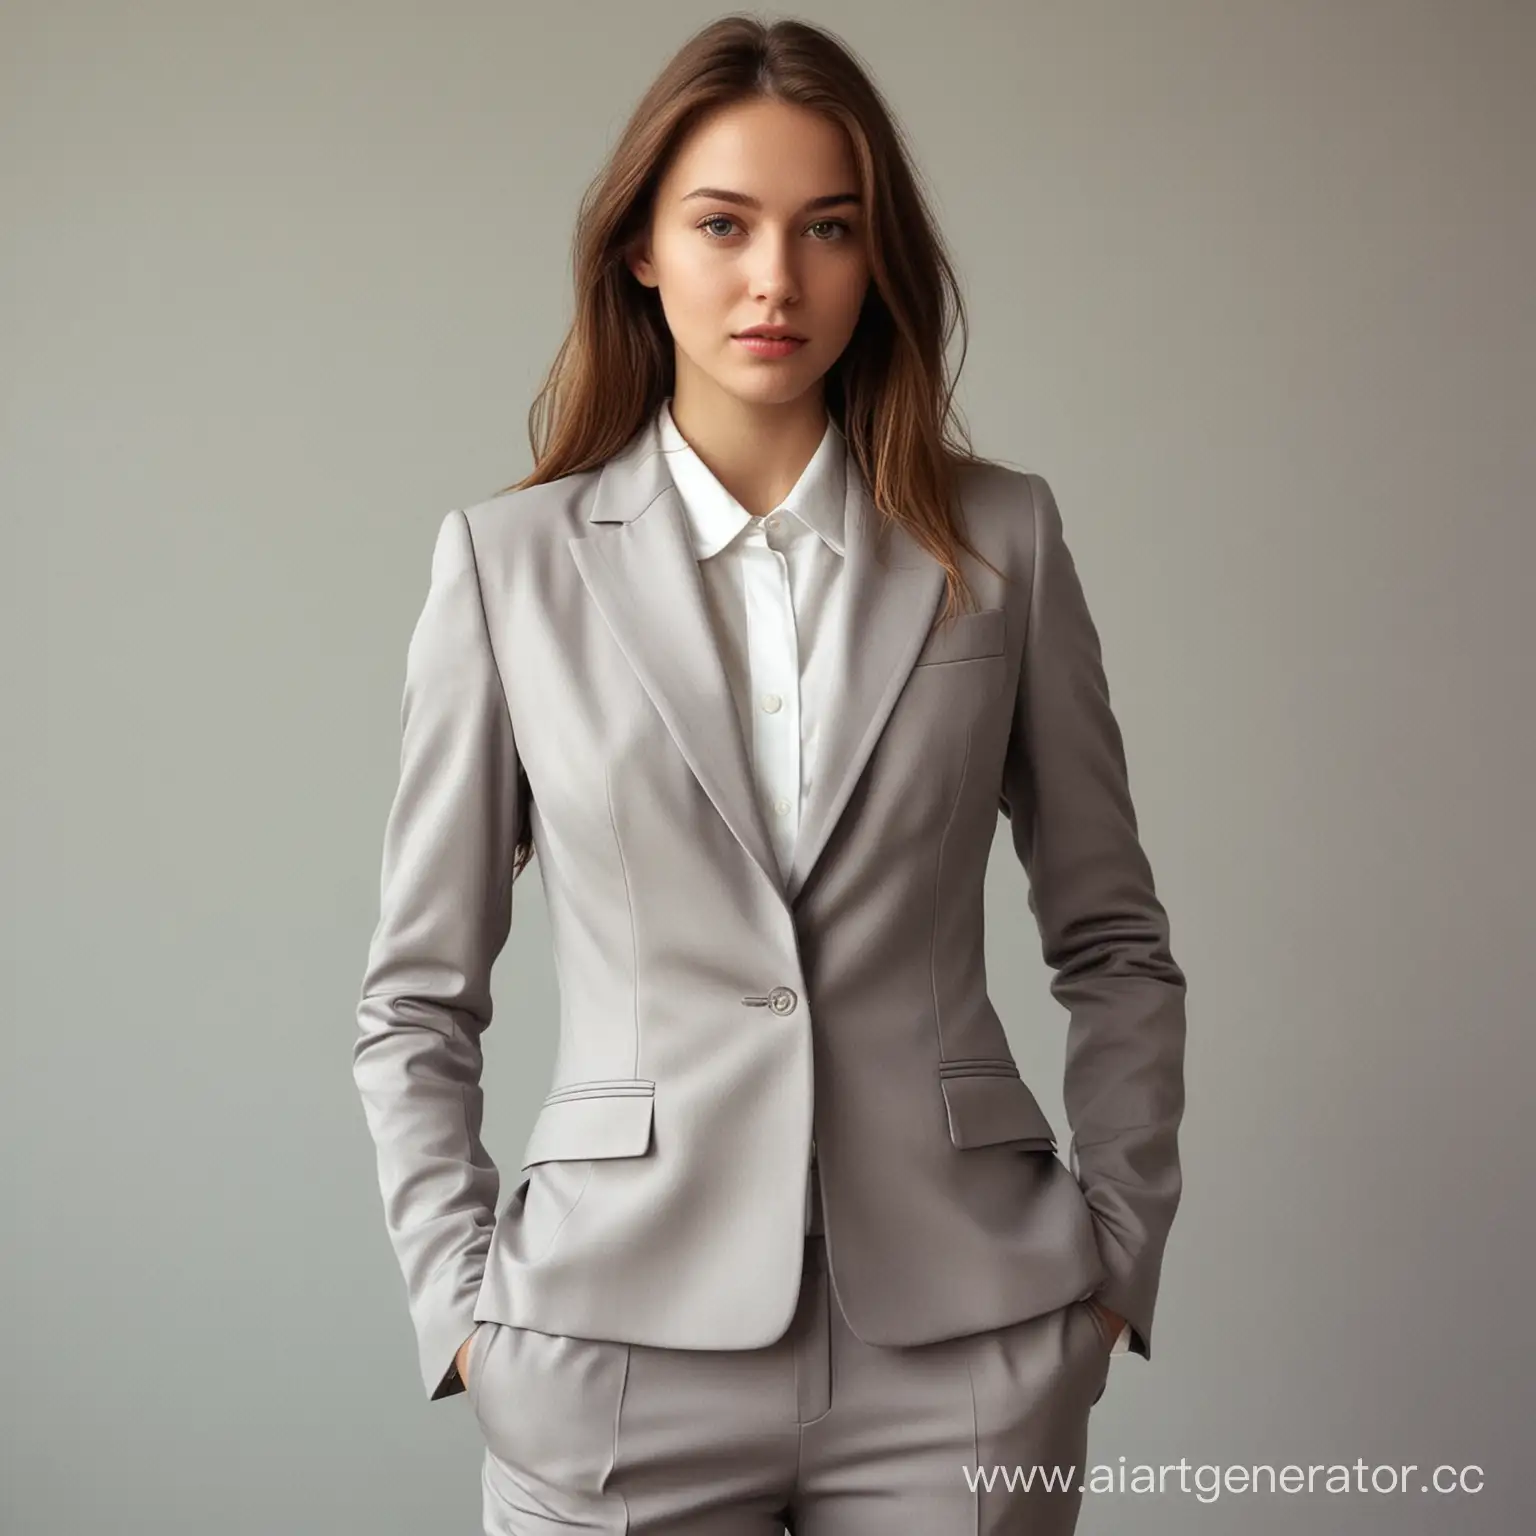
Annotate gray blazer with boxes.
[353,410,1187,1401]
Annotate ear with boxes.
[624,237,657,289]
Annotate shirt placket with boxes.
[739,518,802,884]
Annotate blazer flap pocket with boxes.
[520,1080,656,1170]
[940,1065,1056,1149]
[915,607,1006,666]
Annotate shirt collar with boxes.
[655,397,846,560]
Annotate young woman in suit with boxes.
[354,15,1186,1534]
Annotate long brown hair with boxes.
[501,13,1007,880]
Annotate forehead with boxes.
[660,99,858,200]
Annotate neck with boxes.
[666,375,829,518]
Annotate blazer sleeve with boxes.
[353,507,522,1401]
[998,472,1188,1362]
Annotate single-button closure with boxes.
[658,398,845,1248]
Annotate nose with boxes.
[747,234,800,308]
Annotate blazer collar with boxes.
[569,407,946,906]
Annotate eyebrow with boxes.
[679,187,862,212]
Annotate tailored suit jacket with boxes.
[353,410,1188,1402]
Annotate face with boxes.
[627,97,872,411]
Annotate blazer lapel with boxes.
[569,413,948,909]
[784,460,946,905]
[570,419,783,892]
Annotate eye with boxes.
[695,216,855,242]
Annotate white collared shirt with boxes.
[655,397,1130,1356]
[657,396,848,886]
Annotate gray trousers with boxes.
[465,1179,1114,1533]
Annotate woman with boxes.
[353,15,1186,1534]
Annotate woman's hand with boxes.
[455,1327,479,1392]
[1088,1298,1126,1345]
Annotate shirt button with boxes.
[764,514,782,532]
[768,986,797,1014]
[761,692,783,713]
[772,796,791,817]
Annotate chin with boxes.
[724,361,820,406]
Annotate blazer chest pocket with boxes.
[913,606,1006,667]
[939,1059,1057,1150]
[519,1079,656,1170]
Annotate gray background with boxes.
[3,1,1531,1531]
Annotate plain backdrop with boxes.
[2,1,1532,1532]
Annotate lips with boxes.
[735,328,806,341]
[734,334,807,359]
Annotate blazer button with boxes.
[768,986,798,1015]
